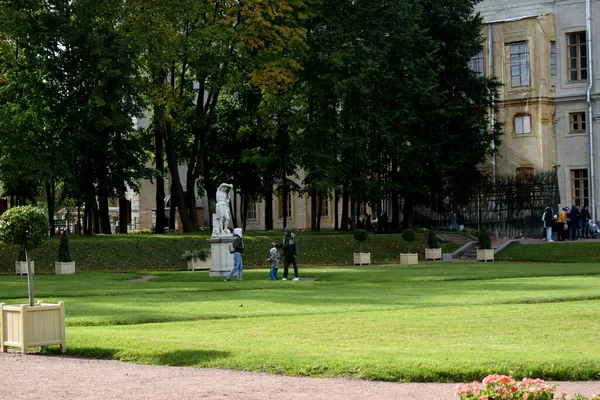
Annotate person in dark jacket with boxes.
[569,205,581,240]
[280,227,299,281]
[581,204,591,239]
[225,228,244,281]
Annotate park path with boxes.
[1,352,600,400]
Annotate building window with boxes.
[278,193,292,219]
[516,167,534,183]
[571,169,589,208]
[321,198,329,217]
[550,41,556,86]
[247,199,257,220]
[468,50,484,78]
[514,114,531,135]
[567,32,587,81]
[569,112,586,133]
[509,42,530,87]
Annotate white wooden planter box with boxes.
[1,301,66,354]
[477,249,494,262]
[400,253,419,265]
[15,261,34,275]
[425,248,442,261]
[187,258,211,271]
[353,252,371,265]
[55,261,76,275]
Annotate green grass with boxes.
[0,231,461,274]
[2,262,600,382]
[497,242,600,263]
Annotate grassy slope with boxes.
[0,231,461,274]
[497,242,600,263]
[2,262,600,382]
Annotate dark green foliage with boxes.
[353,229,368,243]
[427,230,439,249]
[181,248,210,262]
[0,206,49,250]
[478,226,492,249]
[353,229,368,253]
[18,248,26,262]
[58,231,72,262]
[401,229,416,243]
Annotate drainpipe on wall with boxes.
[586,0,596,220]
[489,23,496,184]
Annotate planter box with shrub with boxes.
[400,253,419,264]
[1,301,66,354]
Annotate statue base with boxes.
[208,236,235,277]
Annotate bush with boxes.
[0,205,49,305]
[478,226,492,249]
[353,229,368,253]
[181,248,210,262]
[129,229,152,235]
[401,229,416,252]
[401,229,415,243]
[0,205,49,250]
[426,230,439,249]
[58,231,72,262]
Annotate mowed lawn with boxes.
[2,262,600,382]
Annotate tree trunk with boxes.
[119,197,128,234]
[163,121,194,232]
[45,181,55,235]
[26,249,34,306]
[98,196,111,234]
[310,188,317,230]
[316,194,322,231]
[282,184,288,229]
[341,188,349,231]
[154,126,166,234]
[169,183,176,230]
[265,188,273,231]
[92,196,100,234]
[334,190,339,231]
[403,195,414,229]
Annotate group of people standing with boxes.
[543,205,594,242]
[224,226,300,282]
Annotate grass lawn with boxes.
[2,262,600,382]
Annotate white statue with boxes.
[213,183,233,236]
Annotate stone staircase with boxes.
[436,232,478,261]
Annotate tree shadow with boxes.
[152,349,230,366]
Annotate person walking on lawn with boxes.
[225,228,244,281]
[280,227,299,281]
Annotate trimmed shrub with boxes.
[353,229,368,253]
[478,226,492,249]
[58,231,73,262]
[427,230,439,249]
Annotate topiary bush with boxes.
[58,231,72,262]
[427,230,439,249]
[401,229,416,252]
[353,229,368,253]
[0,205,49,306]
[478,225,492,249]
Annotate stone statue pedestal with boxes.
[208,236,234,277]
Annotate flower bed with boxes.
[456,373,599,400]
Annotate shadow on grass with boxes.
[152,349,230,366]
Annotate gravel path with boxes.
[1,353,600,400]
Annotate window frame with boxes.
[571,169,589,208]
[246,198,257,220]
[568,112,586,134]
[550,41,556,86]
[468,50,484,78]
[514,113,532,136]
[278,193,292,219]
[509,41,531,87]
[567,31,587,82]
